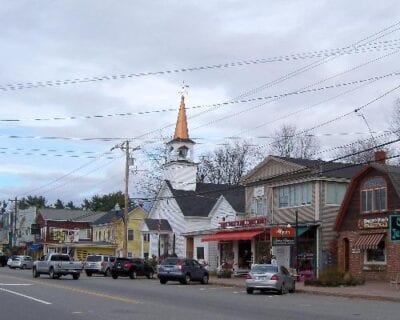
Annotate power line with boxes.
[2,38,400,93]
[2,70,400,124]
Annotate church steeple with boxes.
[173,95,189,140]
[164,92,197,191]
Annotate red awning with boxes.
[201,230,264,242]
[353,233,385,250]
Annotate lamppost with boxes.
[295,209,299,275]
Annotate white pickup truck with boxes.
[33,253,82,280]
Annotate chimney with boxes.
[374,150,386,164]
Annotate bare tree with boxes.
[390,98,400,137]
[197,140,262,185]
[269,124,320,159]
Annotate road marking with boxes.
[0,283,33,286]
[0,287,52,305]
[0,274,141,305]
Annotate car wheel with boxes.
[246,288,254,294]
[183,274,191,285]
[201,275,209,285]
[32,267,40,278]
[112,273,118,279]
[21,264,26,270]
[49,268,56,279]
[129,270,137,279]
[104,269,111,277]
[72,274,80,280]
[146,271,154,279]
[86,271,92,277]
[159,278,167,284]
[279,283,287,295]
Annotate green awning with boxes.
[296,226,309,237]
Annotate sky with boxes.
[1,0,400,206]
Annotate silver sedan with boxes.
[245,264,295,294]
[8,256,34,269]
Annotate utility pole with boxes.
[8,197,18,248]
[123,140,129,258]
[111,140,140,258]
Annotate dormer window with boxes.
[178,146,188,159]
[361,177,387,213]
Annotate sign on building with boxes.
[271,226,295,246]
[390,215,400,241]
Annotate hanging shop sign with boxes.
[358,217,388,229]
[271,226,295,246]
[220,216,268,229]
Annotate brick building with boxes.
[335,152,400,281]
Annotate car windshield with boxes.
[251,265,279,273]
[161,258,179,265]
[86,256,102,262]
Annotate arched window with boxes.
[361,177,387,213]
[178,146,188,159]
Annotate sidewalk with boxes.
[209,276,400,303]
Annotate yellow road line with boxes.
[0,274,141,305]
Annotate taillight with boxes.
[124,262,132,270]
[245,273,252,279]
[271,274,280,281]
[177,261,182,271]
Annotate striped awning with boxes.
[353,233,385,250]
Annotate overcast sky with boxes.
[1,0,400,206]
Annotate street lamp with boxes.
[295,209,299,275]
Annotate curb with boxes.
[209,280,400,303]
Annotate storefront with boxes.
[335,160,400,281]
[202,217,271,274]
[271,225,317,278]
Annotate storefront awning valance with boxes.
[201,230,263,242]
[353,233,385,250]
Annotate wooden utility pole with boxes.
[123,140,129,258]
[111,140,140,258]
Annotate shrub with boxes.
[304,268,365,287]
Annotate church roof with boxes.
[165,181,245,217]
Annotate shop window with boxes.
[278,182,312,208]
[364,241,386,264]
[326,182,347,205]
[361,177,387,213]
[128,229,134,241]
[197,247,205,260]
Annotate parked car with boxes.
[7,255,34,269]
[0,253,8,267]
[158,257,209,285]
[111,257,155,279]
[32,254,82,280]
[84,255,115,277]
[245,264,296,294]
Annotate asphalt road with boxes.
[0,267,399,320]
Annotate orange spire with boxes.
[173,95,189,140]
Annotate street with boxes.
[0,267,398,320]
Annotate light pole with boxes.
[295,209,299,275]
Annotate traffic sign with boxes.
[390,215,400,241]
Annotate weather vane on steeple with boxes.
[179,81,189,98]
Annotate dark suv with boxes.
[111,257,155,279]
[158,257,209,285]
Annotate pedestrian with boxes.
[271,255,277,265]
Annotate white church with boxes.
[141,95,245,270]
